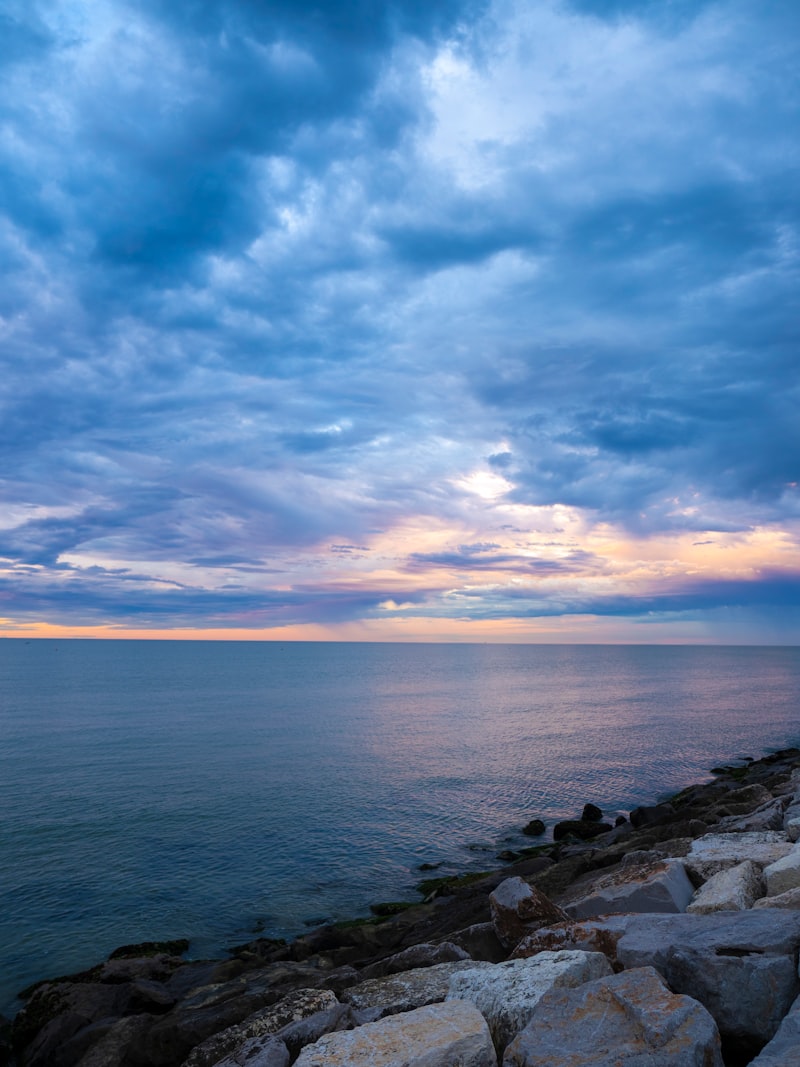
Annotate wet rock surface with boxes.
[9,745,800,1067]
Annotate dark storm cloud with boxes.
[1,0,798,634]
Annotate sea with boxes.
[1,640,799,1017]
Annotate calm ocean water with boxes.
[1,640,799,1015]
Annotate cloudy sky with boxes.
[1,0,798,642]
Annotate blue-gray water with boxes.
[2,640,799,1017]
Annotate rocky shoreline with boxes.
[6,746,800,1066]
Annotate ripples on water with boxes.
[1,641,799,1013]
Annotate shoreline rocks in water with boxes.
[7,746,800,1067]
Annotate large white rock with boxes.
[687,860,765,914]
[749,990,800,1066]
[684,832,792,882]
[446,950,612,1053]
[562,859,694,919]
[503,966,723,1067]
[341,960,491,1016]
[294,1000,497,1067]
[764,843,800,896]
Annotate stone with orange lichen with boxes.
[503,966,723,1067]
[488,877,568,950]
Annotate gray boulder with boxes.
[503,966,723,1067]
[749,990,800,1065]
[764,843,800,896]
[446,950,612,1053]
[210,1035,290,1067]
[340,959,490,1016]
[561,858,694,919]
[686,859,765,914]
[684,832,792,882]
[294,1000,498,1067]
[360,941,470,979]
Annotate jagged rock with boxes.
[784,811,800,842]
[714,797,788,833]
[70,1015,154,1067]
[764,844,800,896]
[561,859,694,919]
[294,1000,497,1067]
[181,989,339,1067]
[683,832,792,881]
[360,941,469,979]
[581,803,603,822]
[749,990,800,1065]
[552,818,612,841]
[686,860,765,914]
[340,959,490,1016]
[489,877,568,949]
[12,981,135,1066]
[211,1035,290,1067]
[611,910,800,1058]
[510,918,628,969]
[446,949,612,1052]
[753,886,800,909]
[503,966,723,1067]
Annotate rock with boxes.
[683,831,792,882]
[210,1035,290,1067]
[561,858,694,919]
[445,923,507,963]
[294,1000,497,1067]
[510,918,629,969]
[360,941,469,979]
[521,819,545,837]
[749,990,800,1065]
[764,844,800,896]
[629,802,676,829]
[785,813,800,842]
[275,1004,352,1060]
[340,959,489,1016]
[686,860,765,914]
[446,949,612,1052]
[488,877,568,949]
[181,989,339,1067]
[614,815,627,827]
[70,1015,154,1067]
[714,797,788,833]
[611,910,800,1058]
[503,965,723,1067]
[552,819,612,841]
[753,886,800,909]
[581,803,603,822]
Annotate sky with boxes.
[1,0,798,643]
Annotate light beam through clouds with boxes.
[1,0,798,641]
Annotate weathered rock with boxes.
[211,1034,290,1067]
[552,818,612,841]
[70,1015,154,1067]
[340,959,490,1016]
[488,877,568,949]
[510,918,628,969]
[294,1000,497,1067]
[581,803,603,822]
[715,798,787,834]
[753,886,800,909]
[686,859,765,914]
[521,819,545,837]
[12,982,134,1066]
[629,801,676,829]
[446,949,612,1052]
[683,831,792,882]
[181,989,339,1067]
[561,858,694,919]
[784,811,800,842]
[445,923,507,963]
[360,941,469,979]
[503,966,723,1067]
[764,843,800,896]
[610,910,800,1058]
[749,990,800,1065]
